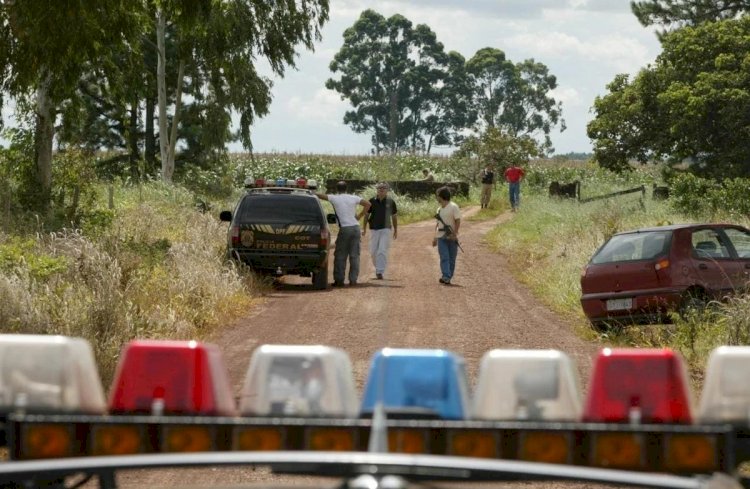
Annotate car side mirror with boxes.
[327,213,337,224]
[219,211,232,222]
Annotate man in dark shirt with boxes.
[480,164,495,209]
[362,182,398,280]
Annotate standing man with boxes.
[317,181,371,286]
[432,186,461,285]
[480,164,495,209]
[504,162,526,212]
[363,182,398,280]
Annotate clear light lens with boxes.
[240,345,358,417]
[0,334,106,414]
[698,346,750,423]
[473,350,582,420]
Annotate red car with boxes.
[580,223,750,328]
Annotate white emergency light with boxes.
[240,344,358,417]
[0,334,106,414]
[698,346,750,423]
[473,349,582,420]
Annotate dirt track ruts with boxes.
[119,207,602,488]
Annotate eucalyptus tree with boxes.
[631,0,749,29]
[465,47,564,153]
[155,0,329,181]
[327,10,453,154]
[0,1,144,209]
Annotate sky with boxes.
[242,0,663,156]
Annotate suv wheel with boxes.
[312,268,328,290]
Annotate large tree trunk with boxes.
[128,100,140,180]
[34,72,55,212]
[156,10,185,183]
[168,59,185,171]
[389,91,398,154]
[157,10,172,182]
[145,96,156,170]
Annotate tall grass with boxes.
[485,173,750,381]
[0,182,259,382]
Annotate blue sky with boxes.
[242,0,662,156]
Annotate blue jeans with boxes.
[437,237,458,281]
[509,182,521,209]
[334,225,361,284]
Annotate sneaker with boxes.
[349,281,357,286]
[439,278,451,285]
[333,281,344,287]
[376,273,383,280]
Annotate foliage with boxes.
[669,173,750,218]
[631,0,750,30]
[588,16,750,177]
[0,237,68,281]
[326,10,460,153]
[452,128,543,183]
[466,48,565,153]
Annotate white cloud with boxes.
[285,88,348,126]
[507,31,652,72]
[550,86,582,108]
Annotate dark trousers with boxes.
[334,225,361,284]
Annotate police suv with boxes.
[220,177,336,290]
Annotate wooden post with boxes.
[108,185,114,210]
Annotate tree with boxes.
[465,48,564,153]
[631,0,749,29]
[327,10,453,154]
[588,16,750,177]
[0,1,144,210]
[452,127,542,183]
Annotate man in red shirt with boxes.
[504,163,525,212]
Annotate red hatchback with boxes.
[580,223,750,328]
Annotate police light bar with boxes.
[698,346,750,423]
[244,176,316,189]
[108,340,236,416]
[583,348,694,424]
[0,335,106,414]
[360,348,470,420]
[473,350,582,421]
[240,345,358,417]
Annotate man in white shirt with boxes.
[317,181,371,286]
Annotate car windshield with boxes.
[238,195,323,224]
[591,231,671,264]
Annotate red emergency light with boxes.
[583,348,693,424]
[108,340,236,416]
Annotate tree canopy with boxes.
[631,0,749,29]
[587,16,750,177]
[327,10,563,155]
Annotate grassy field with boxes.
[2,153,749,385]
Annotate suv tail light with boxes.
[320,229,329,249]
[230,226,240,246]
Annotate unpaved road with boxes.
[121,207,602,488]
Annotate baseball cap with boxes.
[376,182,389,189]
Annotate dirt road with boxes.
[122,207,601,487]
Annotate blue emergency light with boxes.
[360,348,470,420]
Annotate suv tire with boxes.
[312,268,328,290]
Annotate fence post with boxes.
[108,185,115,210]
[2,181,10,232]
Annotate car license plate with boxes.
[606,298,633,311]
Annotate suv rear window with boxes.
[591,231,671,264]
[237,194,323,224]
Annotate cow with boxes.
[652,184,670,200]
[549,180,580,200]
